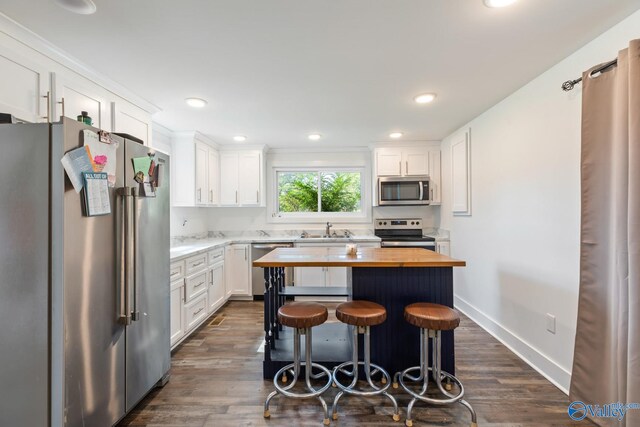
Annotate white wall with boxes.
[440,9,640,393]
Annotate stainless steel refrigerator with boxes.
[0,118,170,427]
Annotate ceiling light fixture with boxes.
[414,93,437,104]
[185,98,207,108]
[233,135,247,142]
[53,0,97,14]
[483,0,518,7]
[389,132,403,139]
[308,134,322,141]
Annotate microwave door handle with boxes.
[419,181,424,201]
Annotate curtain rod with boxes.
[561,58,618,91]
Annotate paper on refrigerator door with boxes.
[61,146,94,193]
[82,129,118,187]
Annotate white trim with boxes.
[268,146,371,154]
[152,121,173,138]
[0,12,160,114]
[454,294,571,394]
[369,140,441,150]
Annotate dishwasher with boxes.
[251,242,294,297]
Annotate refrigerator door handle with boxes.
[131,187,140,321]
[117,187,134,325]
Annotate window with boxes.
[276,169,363,216]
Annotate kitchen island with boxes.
[253,247,466,379]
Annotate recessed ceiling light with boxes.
[389,132,403,139]
[483,0,518,7]
[414,93,437,104]
[53,0,96,14]
[233,135,247,142]
[308,134,322,141]
[185,98,207,108]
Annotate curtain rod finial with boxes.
[562,80,576,91]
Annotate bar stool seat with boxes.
[336,300,387,326]
[264,302,332,425]
[278,302,328,328]
[404,302,460,331]
[331,300,399,422]
[394,303,477,427]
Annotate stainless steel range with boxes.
[374,218,436,250]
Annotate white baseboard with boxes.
[454,295,571,394]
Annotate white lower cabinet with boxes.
[184,293,208,332]
[208,261,225,312]
[436,241,450,256]
[169,278,185,348]
[225,244,251,297]
[170,246,229,350]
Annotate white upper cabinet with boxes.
[428,150,442,204]
[207,149,219,205]
[219,150,263,207]
[53,73,110,130]
[172,132,219,207]
[0,48,49,123]
[375,147,429,177]
[111,100,152,145]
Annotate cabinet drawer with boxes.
[185,253,208,275]
[185,271,208,301]
[208,248,224,265]
[184,293,208,332]
[170,260,185,281]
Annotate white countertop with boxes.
[170,234,382,260]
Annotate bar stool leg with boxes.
[264,327,332,425]
[331,325,399,422]
[401,329,477,427]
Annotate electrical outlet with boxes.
[546,313,556,334]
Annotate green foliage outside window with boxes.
[278,171,361,213]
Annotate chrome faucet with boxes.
[325,222,333,237]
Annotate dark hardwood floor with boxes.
[118,301,591,427]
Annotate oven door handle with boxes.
[381,241,436,248]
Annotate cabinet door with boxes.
[226,244,250,296]
[295,267,326,287]
[219,153,239,205]
[428,150,441,204]
[326,267,347,287]
[170,281,185,347]
[376,149,403,176]
[436,241,450,256]
[238,152,261,205]
[0,49,49,123]
[208,149,219,205]
[195,142,208,205]
[208,262,225,312]
[404,148,429,176]
[54,73,108,129]
[111,100,152,145]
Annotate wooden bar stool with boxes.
[331,301,400,422]
[393,303,477,427]
[264,302,333,425]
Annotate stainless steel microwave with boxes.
[378,176,431,206]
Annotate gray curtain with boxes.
[570,39,640,426]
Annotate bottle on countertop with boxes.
[77,111,92,126]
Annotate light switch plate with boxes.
[546,313,556,334]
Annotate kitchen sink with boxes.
[300,233,350,239]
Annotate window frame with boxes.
[269,166,371,223]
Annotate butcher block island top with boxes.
[252,247,466,268]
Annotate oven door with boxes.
[380,241,436,251]
[378,177,430,206]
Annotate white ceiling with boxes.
[1,0,639,147]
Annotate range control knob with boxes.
[378,221,382,225]
[411,221,415,225]
[416,221,420,225]
[383,222,387,225]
